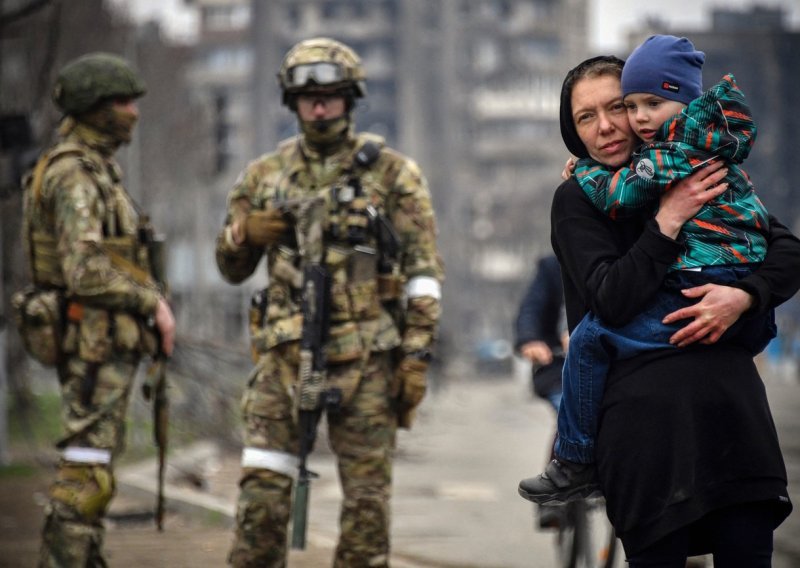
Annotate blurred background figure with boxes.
[514,254,567,409]
[514,254,568,530]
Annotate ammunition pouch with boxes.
[11,286,66,367]
[324,245,383,323]
[326,321,364,364]
[29,232,66,288]
[377,273,404,301]
[250,313,304,357]
[330,280,381,323]
[20,229,158,366]
[65,303,157,363]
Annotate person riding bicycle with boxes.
[514,254,569,529]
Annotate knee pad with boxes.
[50,464,115,522]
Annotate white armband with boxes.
[241,447,299,478]
[63,447,112,464]
[406,276,441,300]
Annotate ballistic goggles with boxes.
[285,62,346,90]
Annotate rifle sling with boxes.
[104,246,155,287]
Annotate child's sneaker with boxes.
[518,459,600,504]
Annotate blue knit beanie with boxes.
[621,35,705,105]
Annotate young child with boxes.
[519,35,776,505]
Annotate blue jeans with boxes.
[555,265,776,464]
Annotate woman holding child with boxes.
[526,49,800,566]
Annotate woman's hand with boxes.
[662,284,754,347]
[655,162,729,239]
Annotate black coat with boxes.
[551,178,798,554]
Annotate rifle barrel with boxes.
[291,474,310,549]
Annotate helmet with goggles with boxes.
[278,37,366,107]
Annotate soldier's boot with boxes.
[228,468,293,568]
[39,463,114,568]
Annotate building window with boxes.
[473,39,501,74]
[206,47,253,72]
[204,4,251,31]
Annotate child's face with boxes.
[624,93,686,143]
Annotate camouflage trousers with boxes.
[229,342,398,568]
[39,353,139,568]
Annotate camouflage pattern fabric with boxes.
[217,128,443,566]
[39,353,136,567]
[22,118,160,567]
[278,37,366,101]
[229,344,395,567]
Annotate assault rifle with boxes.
[290,260,333,549]
[283,196,338,550]
[138,215,169,532]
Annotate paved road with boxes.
[118,367,564,568]
[2,360,799,567]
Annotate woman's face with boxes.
[571,74,637,168]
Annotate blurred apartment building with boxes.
[183,0,589,359]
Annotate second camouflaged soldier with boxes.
[216,37,443,567]
[17,53,176,566]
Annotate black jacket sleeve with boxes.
[730,215,800,314]
[514,255,564,350]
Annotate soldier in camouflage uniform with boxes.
[21,53,176,567]
[216,38,443,567]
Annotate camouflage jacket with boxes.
[216,132,443,358]
[575,74,769,270]
[21,121,160,358]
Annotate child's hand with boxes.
[655,162,728,239]
[561,157,577,180]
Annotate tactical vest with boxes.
[24,142,152,289]
[14,142,157,366]
[249,133,404,360]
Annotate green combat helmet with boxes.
[53,52,146,116]
[278,37,366,107]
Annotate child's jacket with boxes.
[575,74,769,270]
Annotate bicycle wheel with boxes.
[558,497,621,568]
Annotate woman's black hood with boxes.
[559,55,626,159]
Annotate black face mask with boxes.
[559,55,626,159]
